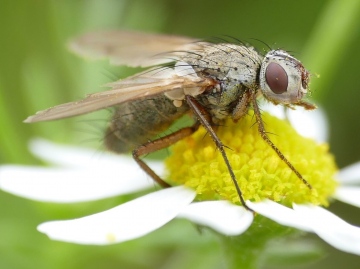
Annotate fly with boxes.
[25,31,316,211]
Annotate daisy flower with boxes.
[1,106,360,259]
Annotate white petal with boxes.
[29,139,164,175]
[177,201,253,235]
[30,138,114,168]
[337,162,360,184]
[293,204,360,255]
[0,164,155,203]
[261,104,328,143]
[261,102,286,119]
[333,186,360,208]
[37,186,196,245]
[288,107,328,143]
[246,200,312,232]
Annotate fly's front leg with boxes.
[185,95,253,211]
[250,91,312,189]
[133,123,200,188]
[232,91,252,122]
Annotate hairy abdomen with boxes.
[104,95,188,153]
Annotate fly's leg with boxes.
[133,123,200,188]
[250,91,312,189]
[185,95,253,212]
[232,91,252,122]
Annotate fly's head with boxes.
[259,50,311,106]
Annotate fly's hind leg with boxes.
[132,123,200,188]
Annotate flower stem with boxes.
[219,215,298,269]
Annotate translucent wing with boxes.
[25,31,215,123]
[24,68,216,123]
[69,30,203,67]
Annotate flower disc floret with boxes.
[166,111,338,206]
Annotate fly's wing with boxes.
[24,68,216,123]
[69,31,203,67]
[25,31,214,123]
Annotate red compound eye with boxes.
[265,62,288,94]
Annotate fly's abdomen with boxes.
[104,95,188,153]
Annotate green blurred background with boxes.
[1,0,360,268]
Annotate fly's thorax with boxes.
[104,95,188,153]
[259,50,310,105]
[179,43,263,121]
[181,43,262,89]
[194,81,248,122]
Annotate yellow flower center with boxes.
[165,111,338,207]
